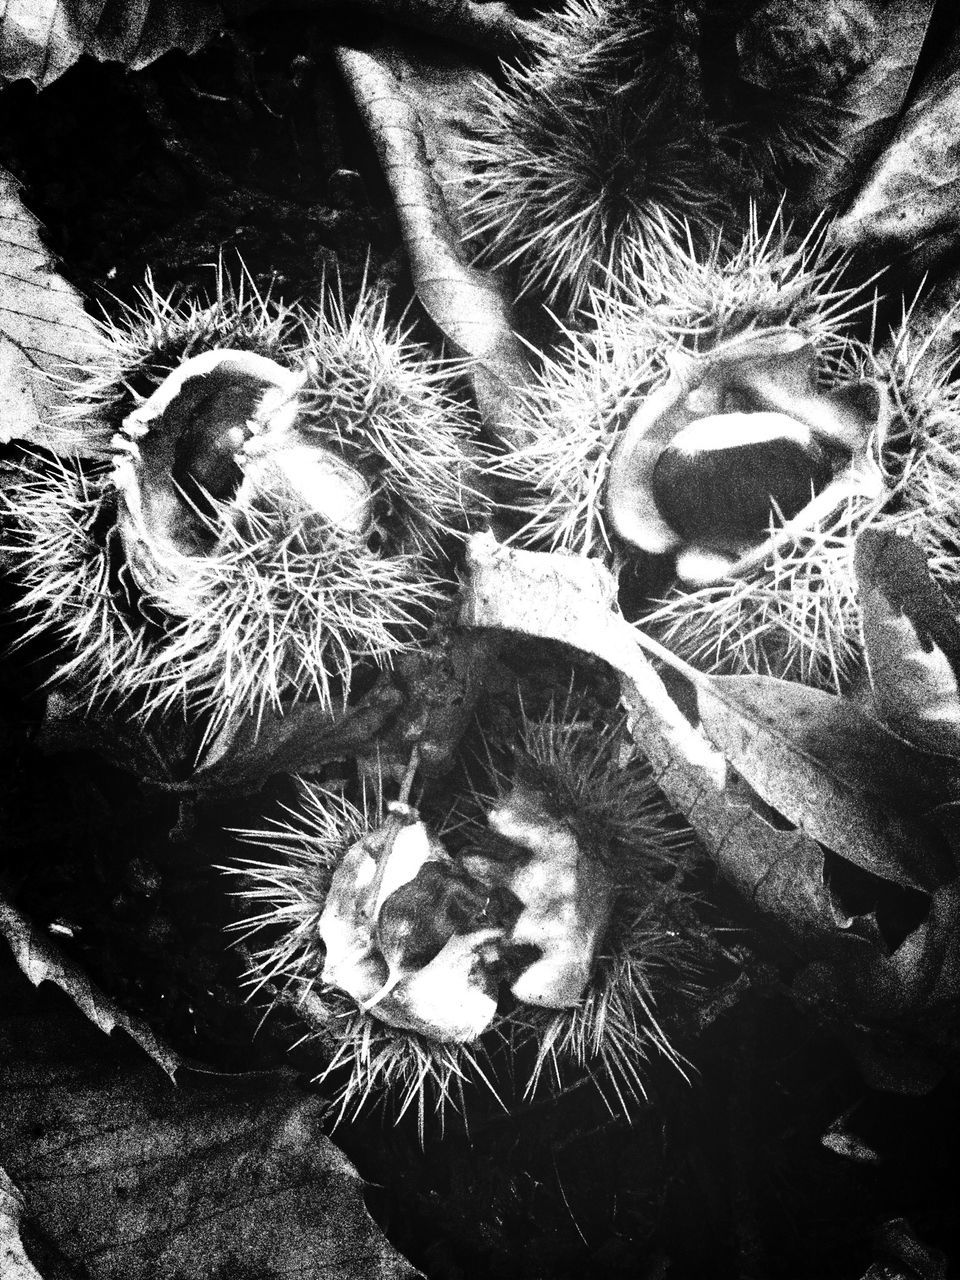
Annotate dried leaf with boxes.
[736,0,878,98]
[801,0,935,213]
[0,1168,45,1280]
[0,169,110,455]
[855,527,960,756]
[363,624,500,782]
[336,42,530,446]
[0,959,421,1280]
[694,675,954,891]
[0,0,527,89]
[832,29,960,261]
[0,893,180,1078]
[33,624,488,795]
[0,0,222,87]
[461,533,952,893]
[33,693,182,788]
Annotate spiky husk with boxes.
[631,213,870,354]
[876,308,960,602]
[2,270,479,737]
[57,265,293,426]
[490,215,960,691]
[493,214,869,560]
[485,693,690,887]
[646,303,960,691]
[230,703,704,1127]
[229,783,502,1134]
[460,0,727,311]
[507,901,696,1114]
[645,498,874,691]
[460,0,876,312]
[623,217,886,694]
[1,457,154,705]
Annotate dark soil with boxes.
[3,13,960,1280]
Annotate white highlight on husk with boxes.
[229,692,703,1126]
[648,300,960,691]
[493,215,870,561]
[491,213,960,691]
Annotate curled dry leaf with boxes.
[337,1,528,53]
[195,677,405,792]
[0,892,180,1078]
[832,27,960,262]
[33,630,487,798]
[336,41,530,446]
[855,527,960,757]
[0,1167,45,1280]
[0,169,108,456]
[801,0,936,214]
[34,679,403,796]
[459,534,960,1020]
[694,675,954,893]
[0,958,421,1280]
[359,621,500,784]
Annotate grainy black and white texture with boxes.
[3,3,960,1279]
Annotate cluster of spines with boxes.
[296,282,482,558]
[1,458,152,706]
[509,902,695,1115]
[460,0,725,311]
[57,264,295,428]
[875,301,960,597]
[2,270,479,740]
[496,693,691,884]
[644,501,873,692]
[228,695,703,1128]
[135,503,443,734]
[460,0,875,313]
[625,212,871,355]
